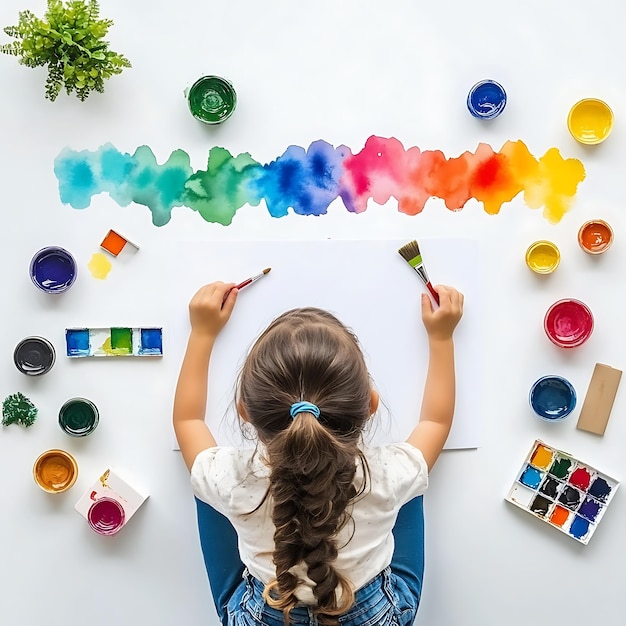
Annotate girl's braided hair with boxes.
[237,308,372,625]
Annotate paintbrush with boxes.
[397,240,440,305]
[223,268,271,303]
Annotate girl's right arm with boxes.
[406,285,464,470]
[173,281,238,471]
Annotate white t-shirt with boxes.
[191,442,428,604]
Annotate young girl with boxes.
[174,281,464,626]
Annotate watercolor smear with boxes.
[88,253,112,279]
[54,138,585,226]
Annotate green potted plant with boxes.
[0,0,130,101]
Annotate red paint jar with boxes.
[544,299,594,348]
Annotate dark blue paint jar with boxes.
[467,80,507,119]
[30,246,77,293]
[529,375,576,421]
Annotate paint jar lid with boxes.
[59,397,99,436]
[29,246,77,294]
[13,336,56,375]
[544,299,594,348]
[529,375,577,421]
[33,449,78,493]
[186,75,237,124]
[88,497,125,535]
[577,219,613,254]
[467,80,507,119]
[525,240,560,274]
[567,98,613,145]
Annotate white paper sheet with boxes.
[170,239,484,449]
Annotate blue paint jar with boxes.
[529,375,577,421]
[467,80,507,119]
[29,246,77,293]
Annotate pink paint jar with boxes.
[87,497,125,536]
[544,299,594,348]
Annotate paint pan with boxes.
[525,240,560,274]
[567,98,613,145]
[505,439,619,544]
[13,336,55,375]
[529,375,576,421]
[65,327,163,357]
[466,80,507,119]
[29,246,77,293]
[100,229,140,257]
[577,219,613,254]
[59,397,99,437]
[87,497,125,535]
[33,449,78,493]
[544,299,593,348]
[186,75,237,124]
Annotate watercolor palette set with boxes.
[65,327,163,357]
[506,440,619,544]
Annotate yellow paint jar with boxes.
[525,240,560,274]
[568,99,613,145]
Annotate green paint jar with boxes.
[186,75,237,124]
[59,397,99,437]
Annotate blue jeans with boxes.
[195,496,424,626]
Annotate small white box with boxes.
[75,468,149,534]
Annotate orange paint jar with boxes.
[33,449,78,493]
[578,219,613,254]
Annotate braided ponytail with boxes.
[237,308,373,624]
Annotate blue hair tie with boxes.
[290,401,320,420]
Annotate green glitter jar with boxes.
[186,75,237,124]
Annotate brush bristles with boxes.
[398,240,421,262]
[262,267,271,274]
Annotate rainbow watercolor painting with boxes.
[54,136,586,227]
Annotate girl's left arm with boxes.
[173,282,238,471]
